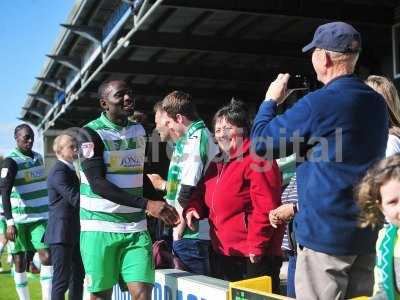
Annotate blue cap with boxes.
[302,22,361,53]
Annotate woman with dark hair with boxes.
[184,99,283,291]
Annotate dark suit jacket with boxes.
[45,160,80,245]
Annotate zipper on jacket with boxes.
[211,162,226,225]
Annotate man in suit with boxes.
[45,133,84,300]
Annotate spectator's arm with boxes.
[246,158,282,256]
[0,158,18,220]
[177,184,197,208]
[250,98,313,159]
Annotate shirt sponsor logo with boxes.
[23,169,44,182]
[32,169,44,178]
[120,155,142,168]
[109,153,143,170]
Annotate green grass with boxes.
[0,251,41,300]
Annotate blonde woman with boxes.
[366,75,400,156]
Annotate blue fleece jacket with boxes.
[251,74,388,255]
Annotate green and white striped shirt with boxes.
[7,149,48,224]
[0,196,4,221]
[165,120,219,239]
[79,113,147,233]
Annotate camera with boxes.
[277,74,311,115]
[287,74,309,90]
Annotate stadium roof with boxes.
[21,0,400,131]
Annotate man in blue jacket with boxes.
[45,133,84,300]
[251,22,388,299]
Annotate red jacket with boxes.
[184,139,284,257]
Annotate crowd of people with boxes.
[0,20,399,300]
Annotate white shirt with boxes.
[386,134,400,157]
[58,159,75,171]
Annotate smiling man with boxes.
[77,80,179,300]
[161,91,219,275]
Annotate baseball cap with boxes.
[302,21,361,53]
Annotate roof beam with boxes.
[101,59,312,83]
[21,107,44,118]
[131,30,307,58]
[28,93,53,106]
[35,77,64,91]
[60,24,102,44]
[162,0,394,26]
[46,54,81,72]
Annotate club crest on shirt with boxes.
[1,168,8,178]
[81,142,94,159]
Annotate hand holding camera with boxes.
[266,73,310,105]
[265,73,290,105]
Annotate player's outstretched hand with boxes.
[146,200,180,226]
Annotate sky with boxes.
[0,0,74,156]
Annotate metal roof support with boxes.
[38,101,60,132]
[46,54,81,72]
[43,0,164,132]
[135,0,150,23]
[21,107,44,119]
[21,0,89,124]
[35,77,64,91]
[102,39,116,62]
[60,24,102,44]
[28,93,53,106]
[80,70,90,87]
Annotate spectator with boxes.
[270,175,298,298]
[357,154,400,300]
[45,133,84,300]
[145,102,174,242]
[156,91,219,275]
[276,154,296,187]
[365,75,400,157]
[185,99,283,292]
[251,21,388,299]
[146,101,175,200]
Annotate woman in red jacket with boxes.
[184,99,284,292]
